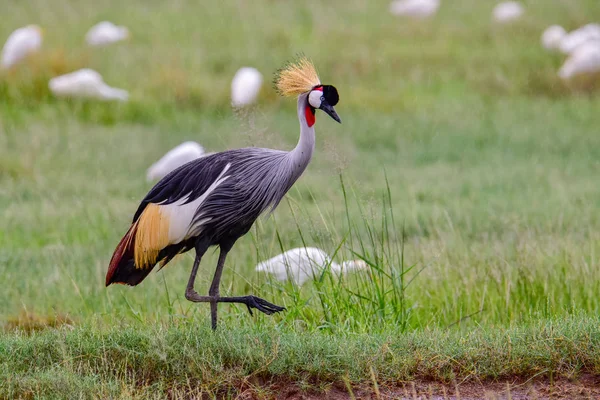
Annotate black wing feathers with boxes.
[133,153,232,222]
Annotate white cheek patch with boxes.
[308,90,323,109]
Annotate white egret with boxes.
[85,21,129,47]
[255,247,369,286]
[559,24,600,55]
[231,67,263,108]
[492,2,524,24]
[541,25,566,51]
[49,69,129,101]
[1,25,43,70]
[558,41,600,80]
[389,0,440,19]
[146,141,207,182]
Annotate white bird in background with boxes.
[49,68,129,101]
[558,41,600,80]
[1,25,43,70]
[492,2,524,24]
[389,0,440,19]
[559,24,600,55]
[146,141,207,182]
[255,247,369,286]
[541,25,566,51]
[85,21,130,47]
[231,67,263,108]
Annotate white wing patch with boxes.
[161,163,231,243]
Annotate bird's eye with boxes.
[320,96,325,101]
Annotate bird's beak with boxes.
[320,102,341,124]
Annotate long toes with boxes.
[260,303,285,313]
[252,297,286,314]
[253,303,276,315]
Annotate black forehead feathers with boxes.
[322,85,339,106]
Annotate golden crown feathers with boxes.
[274,56,321,97]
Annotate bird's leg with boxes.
[185,242,207,297]
[184,242,285,329]
[184,244,230,330]
[207,248,229,330]
[207,246,285,317]
[184,241,212,302]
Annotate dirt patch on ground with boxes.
[234,374,600,400]
[3,311,74,333]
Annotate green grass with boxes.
[2,315,600,398]
[2,0,600,396]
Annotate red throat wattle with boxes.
[305,106,316,127]
[305,86,322,128]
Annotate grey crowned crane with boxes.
[106,57,341,329]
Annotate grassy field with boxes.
[2,0,600,397]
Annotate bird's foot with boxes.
[244,296,285,315]
[243,295,286,316]
[183,291,285,317]
[218,295,285,316]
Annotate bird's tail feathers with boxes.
[106,221,158,287]
[106,222,139,286]
[106,204,172,286]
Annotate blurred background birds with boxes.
[85,21,130,47]
[1,25,43,70]
[559,41,600,80]
[231,67,263,108]
[541,25,567,51]
[389,0,440,19]
[49,68,129,101]
[492,2,524,24]
[559,23,600,55]
[146,141,208,182]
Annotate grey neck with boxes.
[286,92,315,176]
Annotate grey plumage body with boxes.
[136,92,314,246]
